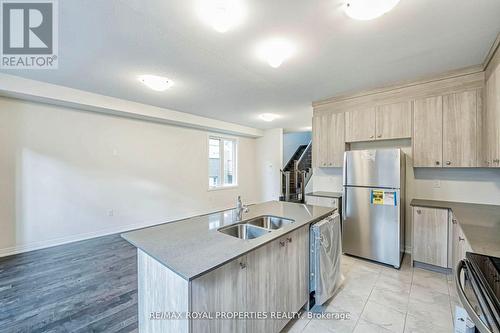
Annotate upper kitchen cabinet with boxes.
[484,59,500,167]
[312,112,345,168]
[328,112,346,167]
[345,107,376,142]
[413,90,482,168]
[375,102,412,140]
[413,96,443,167]
[443,90,479,167]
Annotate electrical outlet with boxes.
[432,180,441,189]
[107,209,115,217]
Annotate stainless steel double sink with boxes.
[218,215,295,240]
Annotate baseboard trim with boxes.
[0,220,160,258]
[0,202,262,258]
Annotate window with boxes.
[208,136,237,189]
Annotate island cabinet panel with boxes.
[246,235,282,333]
[191,256,247,333]
[246,225,309,333]
[375,101,412,140]
[443,90,478,167]
[413,96,443,167]
[283,225,309,319]
[137,249,189,333]
[345,107,376,142]
[412,206,449,268]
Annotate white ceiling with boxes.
[2,0,500,130]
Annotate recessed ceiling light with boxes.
[256,38,296,68]
[138,75,174,91]
[345,0,400,20]
[198,0,246,33]
[259,113,279,122]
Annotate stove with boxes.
[456,252,500,333]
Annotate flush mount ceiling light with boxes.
[345,0,401,20]
[256,38,296,68]
[259,113,279,122]
[137,75,174,91]
[198,0,246,33]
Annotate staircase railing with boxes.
[281,141,313,202]
[296,141,312,171]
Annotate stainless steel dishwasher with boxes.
[309,212,342,307]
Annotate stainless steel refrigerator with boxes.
[342,149,405,268]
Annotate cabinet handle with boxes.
[370,135,374,139]
[435,161,440,166]
[416,209,422,214]
[287,237,292,243]
[279,240,286,247]
[446,161,451,166]
[239,262,246,269]
[494,159,500,164]
[329,163,332,166]
[377,134,382,138]
[459,237,465,242]
[452,219,457,224]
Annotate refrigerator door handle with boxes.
[342,152,347,221]
[342,187,347,221]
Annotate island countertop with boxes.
[411,199,500,258]
[122,201,335,281]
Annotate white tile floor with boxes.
[283,255,457,333]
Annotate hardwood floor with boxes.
[0,235,138,333]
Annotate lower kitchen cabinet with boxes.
[412,206,473,272]
[451,214,472,271]
[191,256,247,333]
[247,226,308,333]
[190,225,309,333]
[412,206,449,268]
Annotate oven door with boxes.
[456,260,500,333]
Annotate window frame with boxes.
[207,134,238,190]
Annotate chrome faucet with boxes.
[236,196,249,215]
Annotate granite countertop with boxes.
[306,191,343,198]
[122,201,335,281]
[411,199,500,258]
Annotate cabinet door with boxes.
[375,102,412,140]
[412,206,449,268]
[191,257,247,333]
[246,238,281,333]
[413,96,443,167]
[312,115,322,168]
[312,114,329,167]
[443,90,478,167]
[328,112,345,167]
[485,64,500,167]
[345,107,376,142]
[282,226,309,326]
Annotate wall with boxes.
[282,132,311,165]
[256,129,283,201]
[312,139,500,252]
[0,97,261,256]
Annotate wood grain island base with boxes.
[136,225,309,333]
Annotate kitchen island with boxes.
[122,201,335,333]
